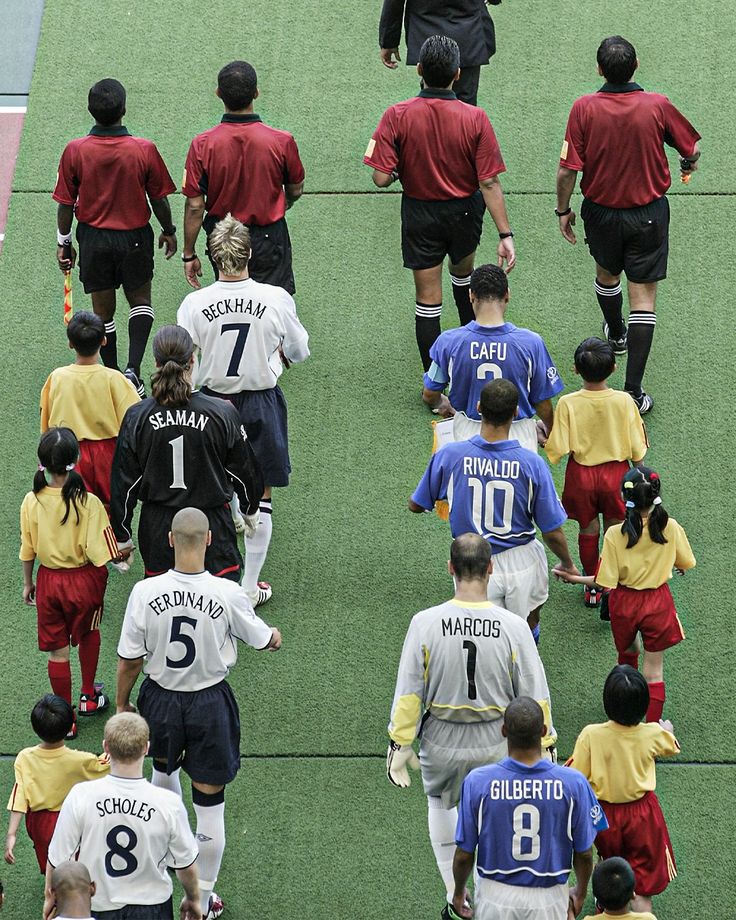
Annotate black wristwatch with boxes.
[162,225,177,236]
[181,253,198,263]
[499,231,514,239]
[555,206,572,217]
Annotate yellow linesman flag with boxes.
[63,270,73,325]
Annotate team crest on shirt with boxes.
[590,803,604,824]
[547,366,559,381]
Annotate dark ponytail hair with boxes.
[34,428,87,525]
[620,466,669,549]
[151,325,194,409]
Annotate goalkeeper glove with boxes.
[242,511,260,539]
[386,740,420,787]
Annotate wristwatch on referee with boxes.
[181,253,198,263]
[555,206,572,217]
[162,225,177,236]
[499,231,514,239]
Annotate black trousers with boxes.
[453,65,482,106]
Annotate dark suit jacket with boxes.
[379,0,496,66]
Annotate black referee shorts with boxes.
[137,502,242,581]
[138,677,241,786]
[204,215,296,294]
[581,196,670,283]
[77,222,154,294]
[93,898,173,920]
[401,191,484,270]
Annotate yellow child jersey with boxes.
[583,913,656,920]
[567,721,679,803]
[596,517,695,590]
[19,489,117,569]
[40,364,139,441]
[545,388,647,466]
[7,745,109,812]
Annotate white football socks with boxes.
[243,500,273,593]
[194,800,226,915]
[151,766,182,798]
[427,795,458,901]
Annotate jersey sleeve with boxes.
[570,776,608,851]
[111,375,141,428]
[529,462,567,533]
[280,294,310,365]
[364,108,398,175]
[543,399,570,465]
[565,727,592,778]
[7,753,29,812]
[560,100,586,172]
[145,143,176,200]
[283,134,305,185]
[228,588,274,649]
[388,618,426,746]
[628,401,648,462]
[423,336,451,391]
[661,97,701,157]
[39,374,54,432]
[411,451,449,509]
[77,751,112,779]
[672,521,696,571]
[117,585,148,660]
[166,796,199,869]
[182,138,206,198]
[652,726,680,758]
[475,113,506,181]
[176,296,201,349]
[528,336,564,404]
[19,495,36,562]
[455,774,481,853]
[52,143,79,205]
[595,530,620,589]
[510,623,556,747]
[47,788,83,867]
[84,496,118,567]
[110,407,144,542]
[224,414,264,516]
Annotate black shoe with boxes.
[626,389,653,415]
[123,367,146,398]
[603,321,628,355]
[441,905,466,920]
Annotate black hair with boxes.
[419,35,460,88]
[218,61,258,110]
[34,428,87,526]
[602,665,649,726]
[479,378,518,426]
[66,310,105,357]
[470,264,509,303]
[597,36,637,85]
[31,694,74,743]
[450,533,492,580]
[592,857,636,911]
[573,337,615,382]
[87,78,126,126]
[620,466,669,549]
[504,697,545,749]
[151,326,194,408]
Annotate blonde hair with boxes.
[209,213,251,275]
[104,713,149,762]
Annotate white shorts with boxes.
[419,716,506,809]
[452,413,539,453]
[487,540,549,618]
[475,877,570,920]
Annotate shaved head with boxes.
[170,507,210,550]
[51,859,93,899]
[504,697,545,749]
[450,534,492,580]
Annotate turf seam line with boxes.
[10,189,735,198]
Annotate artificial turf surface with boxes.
[0,0,733,917]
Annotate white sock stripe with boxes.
[449,274,472,286]
[628,314,657,325]
[594,281,622,296]
[415,304,443,318]
[259,502,273,513]
[104,321,117,333]
[129,305,154,318]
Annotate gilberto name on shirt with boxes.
[201,298,267,323]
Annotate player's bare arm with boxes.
[116,656,145,712]
[4,810,22,864]
[408,498,429,513]
[534,398,554,436]
[568,847,593,917]
[479,176,515,272]
[556,166,578,244]
[183,194,206,289]
[56,202,76,271]
[542,528,580,576]
[284,180,304,209]
[263,627,282,651]
[22,559,35,605]
[451,847,475,919]
[422,387,455,417]
[176,863,203,920]
[380,47,401,68]
[150,196,177,259]
[679,142,701,179]
[372,168,396,189]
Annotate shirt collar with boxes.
[467,320,514,334]
[418,88,457,100]
[598,82,644,94]
[501,756,553,773]
[470,435,521,451]
[89,124,131,136]
[221,113,262,124]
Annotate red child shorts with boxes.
[25,809,59,873]
[78,437,117,509]
[561,458,629,527]
[596,792,677,897]
[36,564,108,651]
[608,583,685,654]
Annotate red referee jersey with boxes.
[364,89,505,201]
[182,114,305,226]
[560,83,701,209]
[52,126,176,230]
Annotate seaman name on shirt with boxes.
[148,410,209,431]
[148,591,225,619]
[489,779,564,801]
[202,298,267,322]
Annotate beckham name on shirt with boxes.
[201,298,267,322]
[148,409,209,431]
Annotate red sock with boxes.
[618,651,639,669]
[578,533,600,576]
[48,660,72,704]
[78,630,101,697]
[646,681,666,722]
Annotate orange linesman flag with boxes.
[63,270,73,324]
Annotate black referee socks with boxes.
[127,304,155,376]
[450,274,474,326]
[101,320,118,370]
[594,279,625,338]
[415,303,442,372]
[625,311,657,396]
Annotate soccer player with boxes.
[53,79,178,396]
[423,264,562,449]
[177,215,310,605]
[364,35,514,371]
[386,534,556,910]
[21,429,120,731]
[410,379,578,639]
[555,468,695,721]
[182,61,304,294]
[378,0,499,105]
[5,696,109,873]
[110,325,263,581]
[556,36,701,413]
[450,698,607,920]
[568,667,678,915]
[544,337,647,608]
[47,861,97,920]
[44,713,201,920]
[116,507,281,919]
[40,311,140,510]
[583,857,658,920]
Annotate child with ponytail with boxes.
[20,428,120,737]
[555,467,695,722]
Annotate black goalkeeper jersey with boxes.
[111,391,263,542]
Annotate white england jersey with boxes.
[47,775,197,912]
[389,599,554,746]
[177,277,310,393]
[117,569,274,691]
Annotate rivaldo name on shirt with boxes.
[462,457,521,479]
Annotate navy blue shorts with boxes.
[93,898,172,920]
[204,215,296,294]
[138,677,241,786]
[201,385,290,487]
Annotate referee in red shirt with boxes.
[556,37,701,414]
[364,35,514,371]
[53,79,178,397]
[181,60,305,295]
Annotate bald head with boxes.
[51,860,94,909]
[449,533,492,581]
[170,507,210,556]
[503,697,545,750]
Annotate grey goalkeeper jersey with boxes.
[388,599,554,746]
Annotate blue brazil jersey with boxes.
[456,757,608,887]
[424,322,563,419]
[412,436,566,553]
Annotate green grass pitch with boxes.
[0,0,733,916]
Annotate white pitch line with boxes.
[0,106,27,114]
